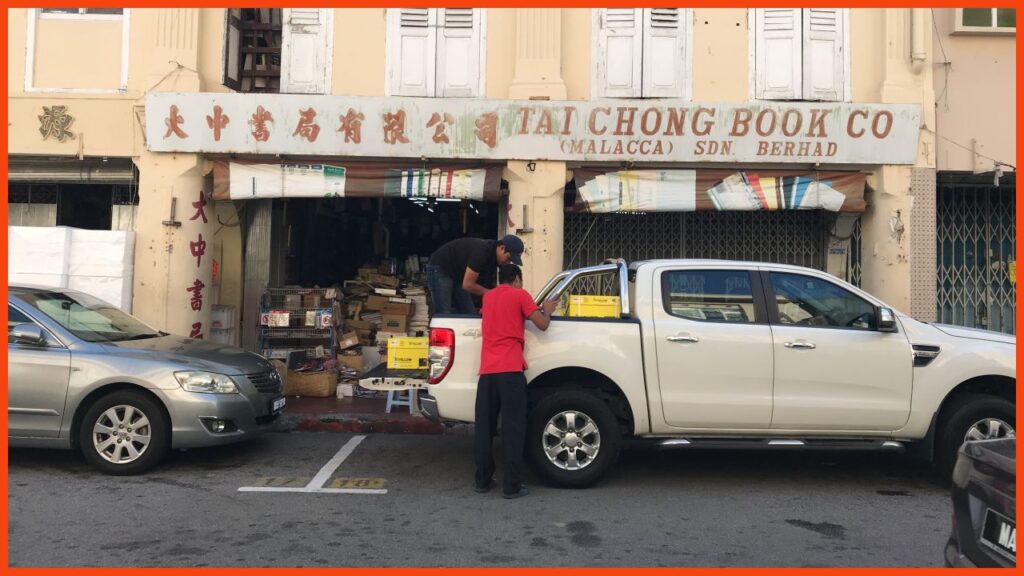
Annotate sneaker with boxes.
[502,485,530,500]
[474,479,496,494]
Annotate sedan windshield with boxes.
[17,290,162,343]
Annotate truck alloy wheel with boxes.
[542,410,601,471]
[527,390,621,488]
[963,418,1015,443]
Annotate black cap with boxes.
[500,234,524,265]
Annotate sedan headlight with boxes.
[174,371,239,394]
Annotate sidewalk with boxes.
[273,395,469,435]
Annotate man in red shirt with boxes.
[475,264,558,499]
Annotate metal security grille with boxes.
[936,180,1016,334]
[848,218,863,287]
[565,211,831,271]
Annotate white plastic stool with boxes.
[385,389,417,414]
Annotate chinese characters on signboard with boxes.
[186,190,208,339]
[146,93,922,165]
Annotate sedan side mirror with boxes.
[11,324,46,346]
[877,307,898,333]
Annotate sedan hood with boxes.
[933,324,1017,346]
[104,335,274,376]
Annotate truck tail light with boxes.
[428,328,455,384]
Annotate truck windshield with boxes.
[17,291,162,343]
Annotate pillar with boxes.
[504,161,569,294]
[132,151,214,338]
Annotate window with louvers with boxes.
[594,8,689,98]
[389,8,483,97]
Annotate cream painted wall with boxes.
[485,9,516,98]
[197,9,231,93]
[333,9,386,96]
[33,18,123,90]
[850,9,886,102]
[933,9,1016,172]
[691,9,748,101]
[561,9,591,100]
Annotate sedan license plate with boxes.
[271,397,286,413]
[981,509,1016,559]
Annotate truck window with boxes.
[662,270,756,323]
[768,272,876,330]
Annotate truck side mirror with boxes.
[877,307,898,333]
[11,324,46,346]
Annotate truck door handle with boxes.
[667,335,700,343]
[784,341,816,349]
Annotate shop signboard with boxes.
[147,93,921,165]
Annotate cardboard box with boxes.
[381,314,408,333]
[365,295,390,310]
[357,267,378,281]
[338,331,360,350]
[356,329,374,345]
[345,319,375,331]
[383,302,413,316]
[371,274,401,289]
[567,295,621,318]
[302,294,322,308]
[284,369,336,397]
[387,337,428,369]
[337,352,363,372]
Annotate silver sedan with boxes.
[8,285,286,475]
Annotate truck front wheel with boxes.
[526,391,621,488]
[937,394,1015,480]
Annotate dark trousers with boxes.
[474,372,527,495]
[426,264,476,314]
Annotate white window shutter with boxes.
[642,8,687,98]
[388,8,437,97]
[802,8,844,101]
[281,8,333,94]
[437,8,481,97]
[755,8,802,100]
[594,8,642,98]
[223,8,242,90]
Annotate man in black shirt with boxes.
[426,235,525,314]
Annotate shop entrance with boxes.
[277,196,499,287]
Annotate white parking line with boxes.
[237,435,386,495]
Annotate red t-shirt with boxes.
[479,284,540,375]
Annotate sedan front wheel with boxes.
[79,390,170,475]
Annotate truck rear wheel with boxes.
[936,394,1015,480]
[526,390,621,488]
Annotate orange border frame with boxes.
[2,1,1020,573]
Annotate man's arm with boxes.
[528,299,559,332]
[461,267,488,297]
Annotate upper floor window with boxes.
[387,8,485,98]
[753,8,847,102]
[40,8,123,19]
[224,8,333,94]
[592,8,691,99]
[956,8,1016,34]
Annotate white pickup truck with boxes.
[411,259,1015,487]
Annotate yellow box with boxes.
[566,295,621,318]
[387,337,429,369]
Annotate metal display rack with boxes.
[258,288,336,359]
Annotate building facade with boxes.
[932,8,1016,334]
[9,8,970,345]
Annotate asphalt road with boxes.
[9,431,952,567]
